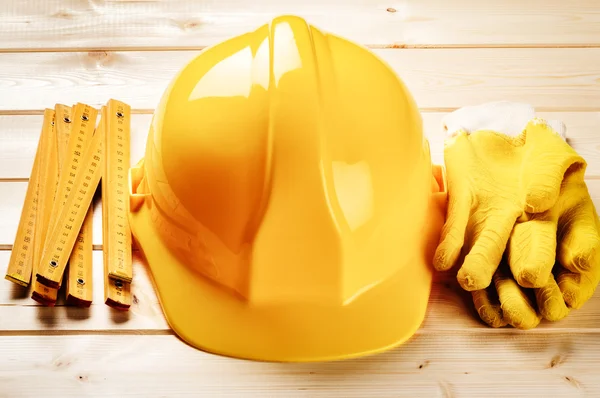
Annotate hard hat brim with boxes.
[130,199,441,362]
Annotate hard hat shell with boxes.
[128,15,447,362]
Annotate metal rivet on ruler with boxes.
[77,278,85,285]
[81,115,89,121]
[64,117,71,123]
[114,280,123,288]
[116,112,124,118]
[50,260,58,268]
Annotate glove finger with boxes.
[534,270,570,322]
[508,213,557,288]
[472,287,507,328]
[433,190,471,271]
[557,266,600,309]
[457,213,516,291]
[521,120,585,213]
[494,265,541,329]
[557,197,600,275]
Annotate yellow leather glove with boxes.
[509,160,600,309]
[473,157,600,329]
[434,120,585,291]
[436,119,600,329]
[472,261,569,329]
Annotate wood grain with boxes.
[0,251,169,332]
[1,113,598,334]
[1,0,599,50]
[1,162,600,248]
[1,1,600,396]
[1,246,600,333]
[0,112,599,247]
[0,333,597,397]
[2,113,599,180]
[0,114,150,180]
[0,49,599,112]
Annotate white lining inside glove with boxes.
[442,101,567,140]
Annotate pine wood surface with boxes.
[1,1,600,397]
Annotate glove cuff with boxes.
[442,101,567,141]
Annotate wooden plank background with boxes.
[1,0,599,50]
[1,1,600,397]
[0,49,599,112]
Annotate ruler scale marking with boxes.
[36,121,104,289]
[30,108,64,305]
[101,102,132,310]
[44,104,97,252]
[66,205,94,307]
[32,105,73,303]
[4,110,51,286]
[4,100,133,310]
[56,104,98,307]
[105,100,133,283]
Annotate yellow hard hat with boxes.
[128,15,447,362]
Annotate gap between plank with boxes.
[1,147,600,186]
[1,326,599,336]
[0,329,174,336]
[5,174,600,183]
[0,109,156,116]
[1,108,599,117]
[0,245,124,250]
[1,43,600,53]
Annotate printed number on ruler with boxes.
[45,104,97,245]
[101,101,133,309]
[4,110,54,286]
[36,122,104,289]
[33,104,99,304]
[30,108,63,304]
[66,205,94,307]
[32,105,72,303]
[105,100,133,283]
[56,104,98,305]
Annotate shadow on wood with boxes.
[36,305,57,327]
[66,306,91,321]
[110,307,131,324]
[10,283,29,300]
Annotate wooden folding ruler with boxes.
[42,104,97,305]
[32,104,75,305]
[6,100,133,310]
[101,101,133,309]
[5,108,56,288]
